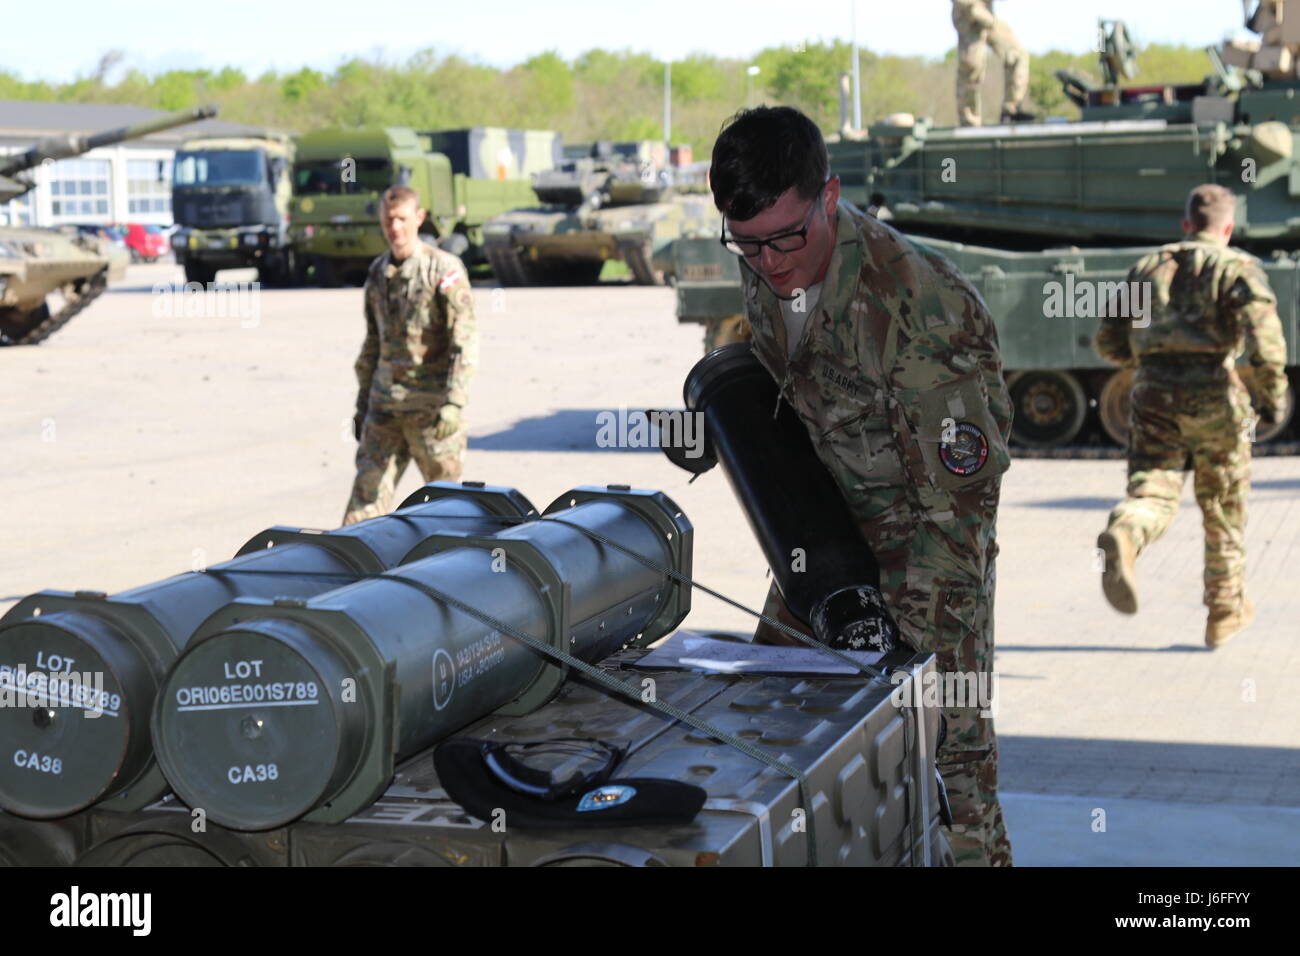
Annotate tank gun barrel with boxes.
[0,104,218,178]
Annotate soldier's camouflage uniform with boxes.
[744,199,1014,866]
[343,242,478,525]
[1096,232,1288,611]
[952,0,1029,127]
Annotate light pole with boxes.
[664,60,672,150]
[850,0,861,130]
[746,65,761,108]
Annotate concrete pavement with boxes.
[2,264,1296,865]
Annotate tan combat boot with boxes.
[1097,528,1138,614]
[1206,597,1256,648]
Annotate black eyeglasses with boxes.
[720,183,827,258]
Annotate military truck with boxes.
[170,132,295,286]
[672,18,1300,448]
[484,141,716,286]
[0,106,217,346]
[288,127,557,286]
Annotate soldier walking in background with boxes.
[1096,184,1288,647]
[343,185,478,525]
[952,0,1033,126]
[712,106,1014,865]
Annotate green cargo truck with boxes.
[289,127,558,285]
[672,23,1300,449]
[171,132,296,285]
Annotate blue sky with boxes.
[9,0,1254,83]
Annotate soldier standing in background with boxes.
[1096,184,1288,647]
[952,0,1033,126]
[342,185,478,525]
[712,106,1014,865]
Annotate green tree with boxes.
[518,51,575,116]
[281,67,326,104]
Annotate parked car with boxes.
[122,223,169,263]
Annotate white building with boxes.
[0,100,258,228]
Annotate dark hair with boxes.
[381,184,421,209]
[710,106,828,221]
[1185,183,1235,231]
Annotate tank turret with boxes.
[0,105,217,205]
[0,105,218,346]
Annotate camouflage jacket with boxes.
[740,199,1012,637]
[1095,232,1288,410]
[355,242,478,415]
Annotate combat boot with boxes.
[1206,597,1255,648]
[1001,107,1038,123]
[1097,527,1138,614]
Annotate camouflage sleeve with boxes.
[1226,261,1289,413]
[1094,266,1137,366]
[438,262,478,408]
[880,256,1010,587]
[354,281,380,415]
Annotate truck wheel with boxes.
[259,249,299,288]
[183,260,216,285]
[437,233,470,257]
[309,256,340,288]
[1097,368,1134,447]
[1007,370,1088,448]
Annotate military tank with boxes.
[484,141,715,286]
[672,15,1300,449]
[0,105,216,346]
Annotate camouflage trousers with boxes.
[753,531,1011,867]
[954,16,1029,126]
[1105,374,1253,610]
[342,406,467,526]
[703,314,753,352]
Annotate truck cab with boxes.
[289,127,555,286]
[171,133,295,285]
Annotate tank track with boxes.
[619,238,663,286]
[10,269,110,346]
[484,239,532,287]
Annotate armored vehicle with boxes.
[288,127,556,286]
[170,131,295,285]
[0,106,216,346]
[673,17,1300,448]
[484,141,715,286]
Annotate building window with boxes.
[0,195,33,226]
[127,158,172,216]
[49,158,111,221]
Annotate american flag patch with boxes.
[438,270,462,292]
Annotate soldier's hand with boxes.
[433,403,462,440]
[1258,405,1279,427]
[353,411,366,442]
